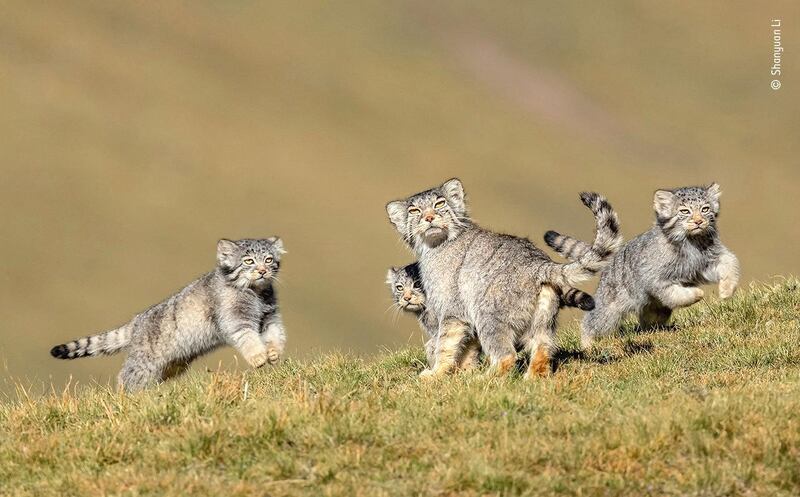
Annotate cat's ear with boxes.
[386,268,398,285]
[217,239,240,268]
[653,190,675,218]
[441,178,466,212]
[267,236,286,255]
[386,201,408,231]
[706,182,721,201]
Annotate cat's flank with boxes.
[50,238,287,392]
[386,179,621,378]
[554,183,740,348]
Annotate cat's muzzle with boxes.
[422,227,448,248]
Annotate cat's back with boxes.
[461,226,552,272]
[126,272,216,344]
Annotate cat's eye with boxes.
[679,208,691,215]
[434,199,446,209]
[265,256,274,264]
[408,206,421,215]
[395,284,404,291]
[701,206,710,213]
[243,258,255,265]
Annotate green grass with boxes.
[2,280,800,496]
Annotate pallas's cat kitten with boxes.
[386,263,479,370]
[50,238,287,392]
[558,183,740,347]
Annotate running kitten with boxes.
[560,183,739,348]
[50,238,287,392]
[386,179,620,378]
[386,263,480,370]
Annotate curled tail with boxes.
[544,191,622,261]
[540,192,622,287]
[561,287,595,311]
[50,325,131,360]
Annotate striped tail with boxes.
[539,192,622,287]
[544,191,622,262]
[50,325,131,360]
[561,287,595,311]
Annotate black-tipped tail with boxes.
[562,288,595,311]
[49,326,130,360]
[50,344,71,359]
[544,230,560,248]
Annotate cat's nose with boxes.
[257,268,267,275]
[424,212,435,222]
[403,295,412,302]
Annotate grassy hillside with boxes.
[0,1,798,390]
[2,280,799,496]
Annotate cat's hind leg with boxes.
[118,352,165,392]
[522,285,560,379]
[475,318,517,376]
[581,302,627,349]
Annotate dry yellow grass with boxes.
[2,280,799,496]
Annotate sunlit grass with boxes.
[2,280,799,496]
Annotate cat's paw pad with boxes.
[266,348,281,365]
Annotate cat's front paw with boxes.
[266,347,281,365]
[689,287,705,305]
[243,346,268,369]
[418,368,437,380]
[718,280,737,299]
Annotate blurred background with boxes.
[1,1,798,392]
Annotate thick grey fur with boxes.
[386,263,597,367]
[580,183,740,347]
[385,179,620,376]
[50,238,287,392]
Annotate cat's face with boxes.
[386,178,469,250]
[216,237,285,289]
[653,183,721,240]
[386,265,426,312]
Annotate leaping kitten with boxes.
[50,238,287,392]
[546,183,740,348]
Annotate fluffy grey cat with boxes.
[386,263,597,369]
[50,238,287,392]
[386,179,621,378]
[547,183,739,348]
[386,263,479,370]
